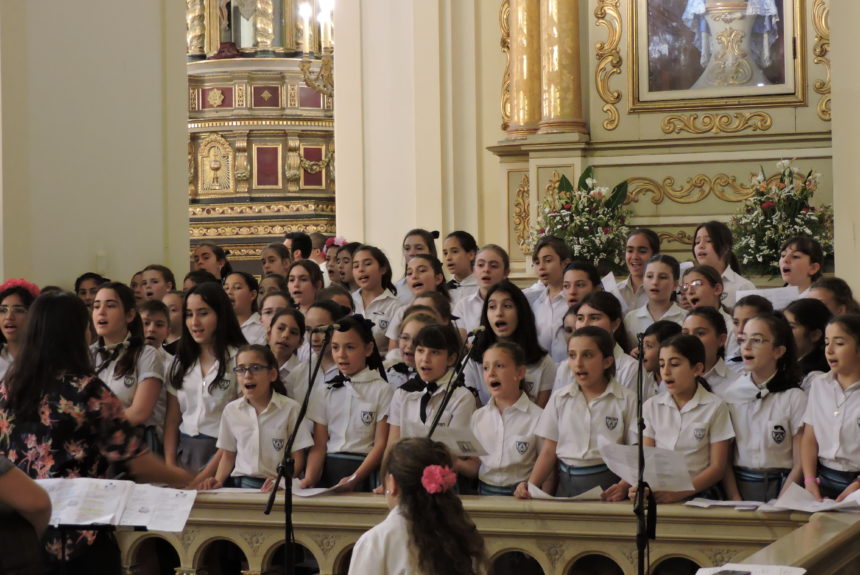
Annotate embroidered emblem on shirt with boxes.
[123,375,136,388]
[523,380,534,393]
[515,440,529,455]
[771,425,786,445]
[693,427,706,441]
[605,416,618,431]
[457,440,477,455]
[360,410,374,425]
[272,438,285,451]
[216,378,231,391]
[379,320,389,330]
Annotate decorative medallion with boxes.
[207,88,225,108]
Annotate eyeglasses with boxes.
[678,279,705,293]
[232,364,269,375]
[0,305,27,316]
[737,335,772,349]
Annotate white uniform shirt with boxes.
[241,312,266,345]
[721,267,756,308]
[465,354,555,406]
[451,290,484,335]
[91,342,166,431]
[615,277,648,313]
[719,308,740,360]
[168,347,240,438]
[348,507,417,575]
[625,303,686,346]
[306,367,393,454]
[531,287,569,363]
[552,345,650,397]
[802,372,860,472]
[449,274,479,306]
[0,347,13,382]
[383,348,413,391]
[388,370,476,438]
[217,392,314,478]
[277,355,303,401]
[392,277,413,306]
[471,392,543,486]
[723,374,806,470]
[537,378,637,467]
[643,385,735,477]
[352,289,404,351]
[703,358,740,400]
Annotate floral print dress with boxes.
[0,374,146,561]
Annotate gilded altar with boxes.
[490,0,831,279]
[186,0,335,273]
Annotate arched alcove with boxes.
[265,542,319,575]
[651,556,701,575]
[130,536,181,575]
[566,553,625,575]
[197,539,249,575]
[490,549,545,575]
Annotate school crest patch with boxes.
[272,438,285,451]
[379,320,389,330]
[515,440,529,455]
[361,411,374,425]
[605,416,618,431]
[123,375,136,388]
[523,380,534,393]
[216,378,231,391]
[693,427,706,441]
[771,425,786,445]
[457,440,477,455]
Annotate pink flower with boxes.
[0,278,39,299]
[421,464,457,494]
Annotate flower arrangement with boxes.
[529,167,631,275]
[730,160,834,276]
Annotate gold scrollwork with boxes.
[286,137,301,193]
[812,0,831,121]
[189,202,335,217]
[500,0,511,131]
[300,149,334,174]
[594,0,622,131]
[660,112,772,135]
[299,56,334,98]
[191,221,335,238]
[207,88,225,108]
[626,174,754,205]
[657,230,696,246]
[709,28,753,86]
[513,174,530,255]
[544,170,562,211]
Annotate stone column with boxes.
[538,0,587,133]
[507,0,541,138]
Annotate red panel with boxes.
[299,86,322,108]
[303,147,323,187]
[256,147,280,187]
[253,86,280,108]
[201,87,234,109]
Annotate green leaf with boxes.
[606,180,629,211]
[577,167,593,192]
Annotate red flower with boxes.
[602,227,611,234]
[563,203,572,209]
[538,228,545,234]
[801,208,810,213]
[761,201,775,210]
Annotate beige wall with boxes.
[0,0,188,288]
[334,0,505,262]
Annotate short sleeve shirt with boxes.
[167,347,240,438]
[471,392,543,486]
[352,289,404,351]
[802,372,860,472]
[387,370,476,439]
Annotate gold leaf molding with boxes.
[660,112,772,135]
[626,174,754,205]
[189,202,335,217]
[594,0,622,131]
[513,174,530,255]
[500,0,512,132]
[812,0,831,121]
[658,230,695,246]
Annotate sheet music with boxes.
[735,286,800,311]
[119,484,197,532]
[290,477,344,497]
[770,482,860,513]
[685,498,761,510]
[599,443,695,492]
[695,564,805,575]
[528,483,604,501]
[430,425,489,456]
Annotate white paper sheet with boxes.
[734,286,800,311]
[695,563,805,575]
[685,498,762,510]
[527,483,604,501]
[290,477,344,497]
[601,272,618,292]
[599,443,695,492]
[429,425,488,456]
[770,482,860,513]
[207,487,265,494]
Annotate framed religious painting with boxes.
[630,0,805,111]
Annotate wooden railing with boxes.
[117,492,846,575]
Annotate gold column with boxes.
[538,0,587,134]
[507,0,541,138]
[186,0,206,58]
[255,0,275,51]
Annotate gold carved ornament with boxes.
[197,133,235,194]
[660,111,772,135]
[625,174,754,205]
[207,88,225,108]
[254,0,274,50]
[285,137,301,192]
[657,230,696,246]
[499,0,512,131]
[594,0,622,130]
[812,0,831,121]
[300,149,334,174]
[186,0,205,56]
[709,28,753,86]
[513,174,530,255]
[300,56,334,98]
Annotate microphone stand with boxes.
[633,333,656,575]
[264,326,334,575]
[427,329,481,438]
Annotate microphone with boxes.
[309,323,342,334]
[467,325,486,338]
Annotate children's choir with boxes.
[2,225,859,509]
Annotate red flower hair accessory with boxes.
[421,464,457,494]
[0,278,40,299]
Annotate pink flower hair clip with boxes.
[0,278,40,299]
[421,464,457,494]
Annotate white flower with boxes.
[585,177,596,189]
[776,159,791,171]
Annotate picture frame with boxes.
[630,0,805,112]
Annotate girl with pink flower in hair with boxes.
[0,278,40,382]
[349,437,487,575]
